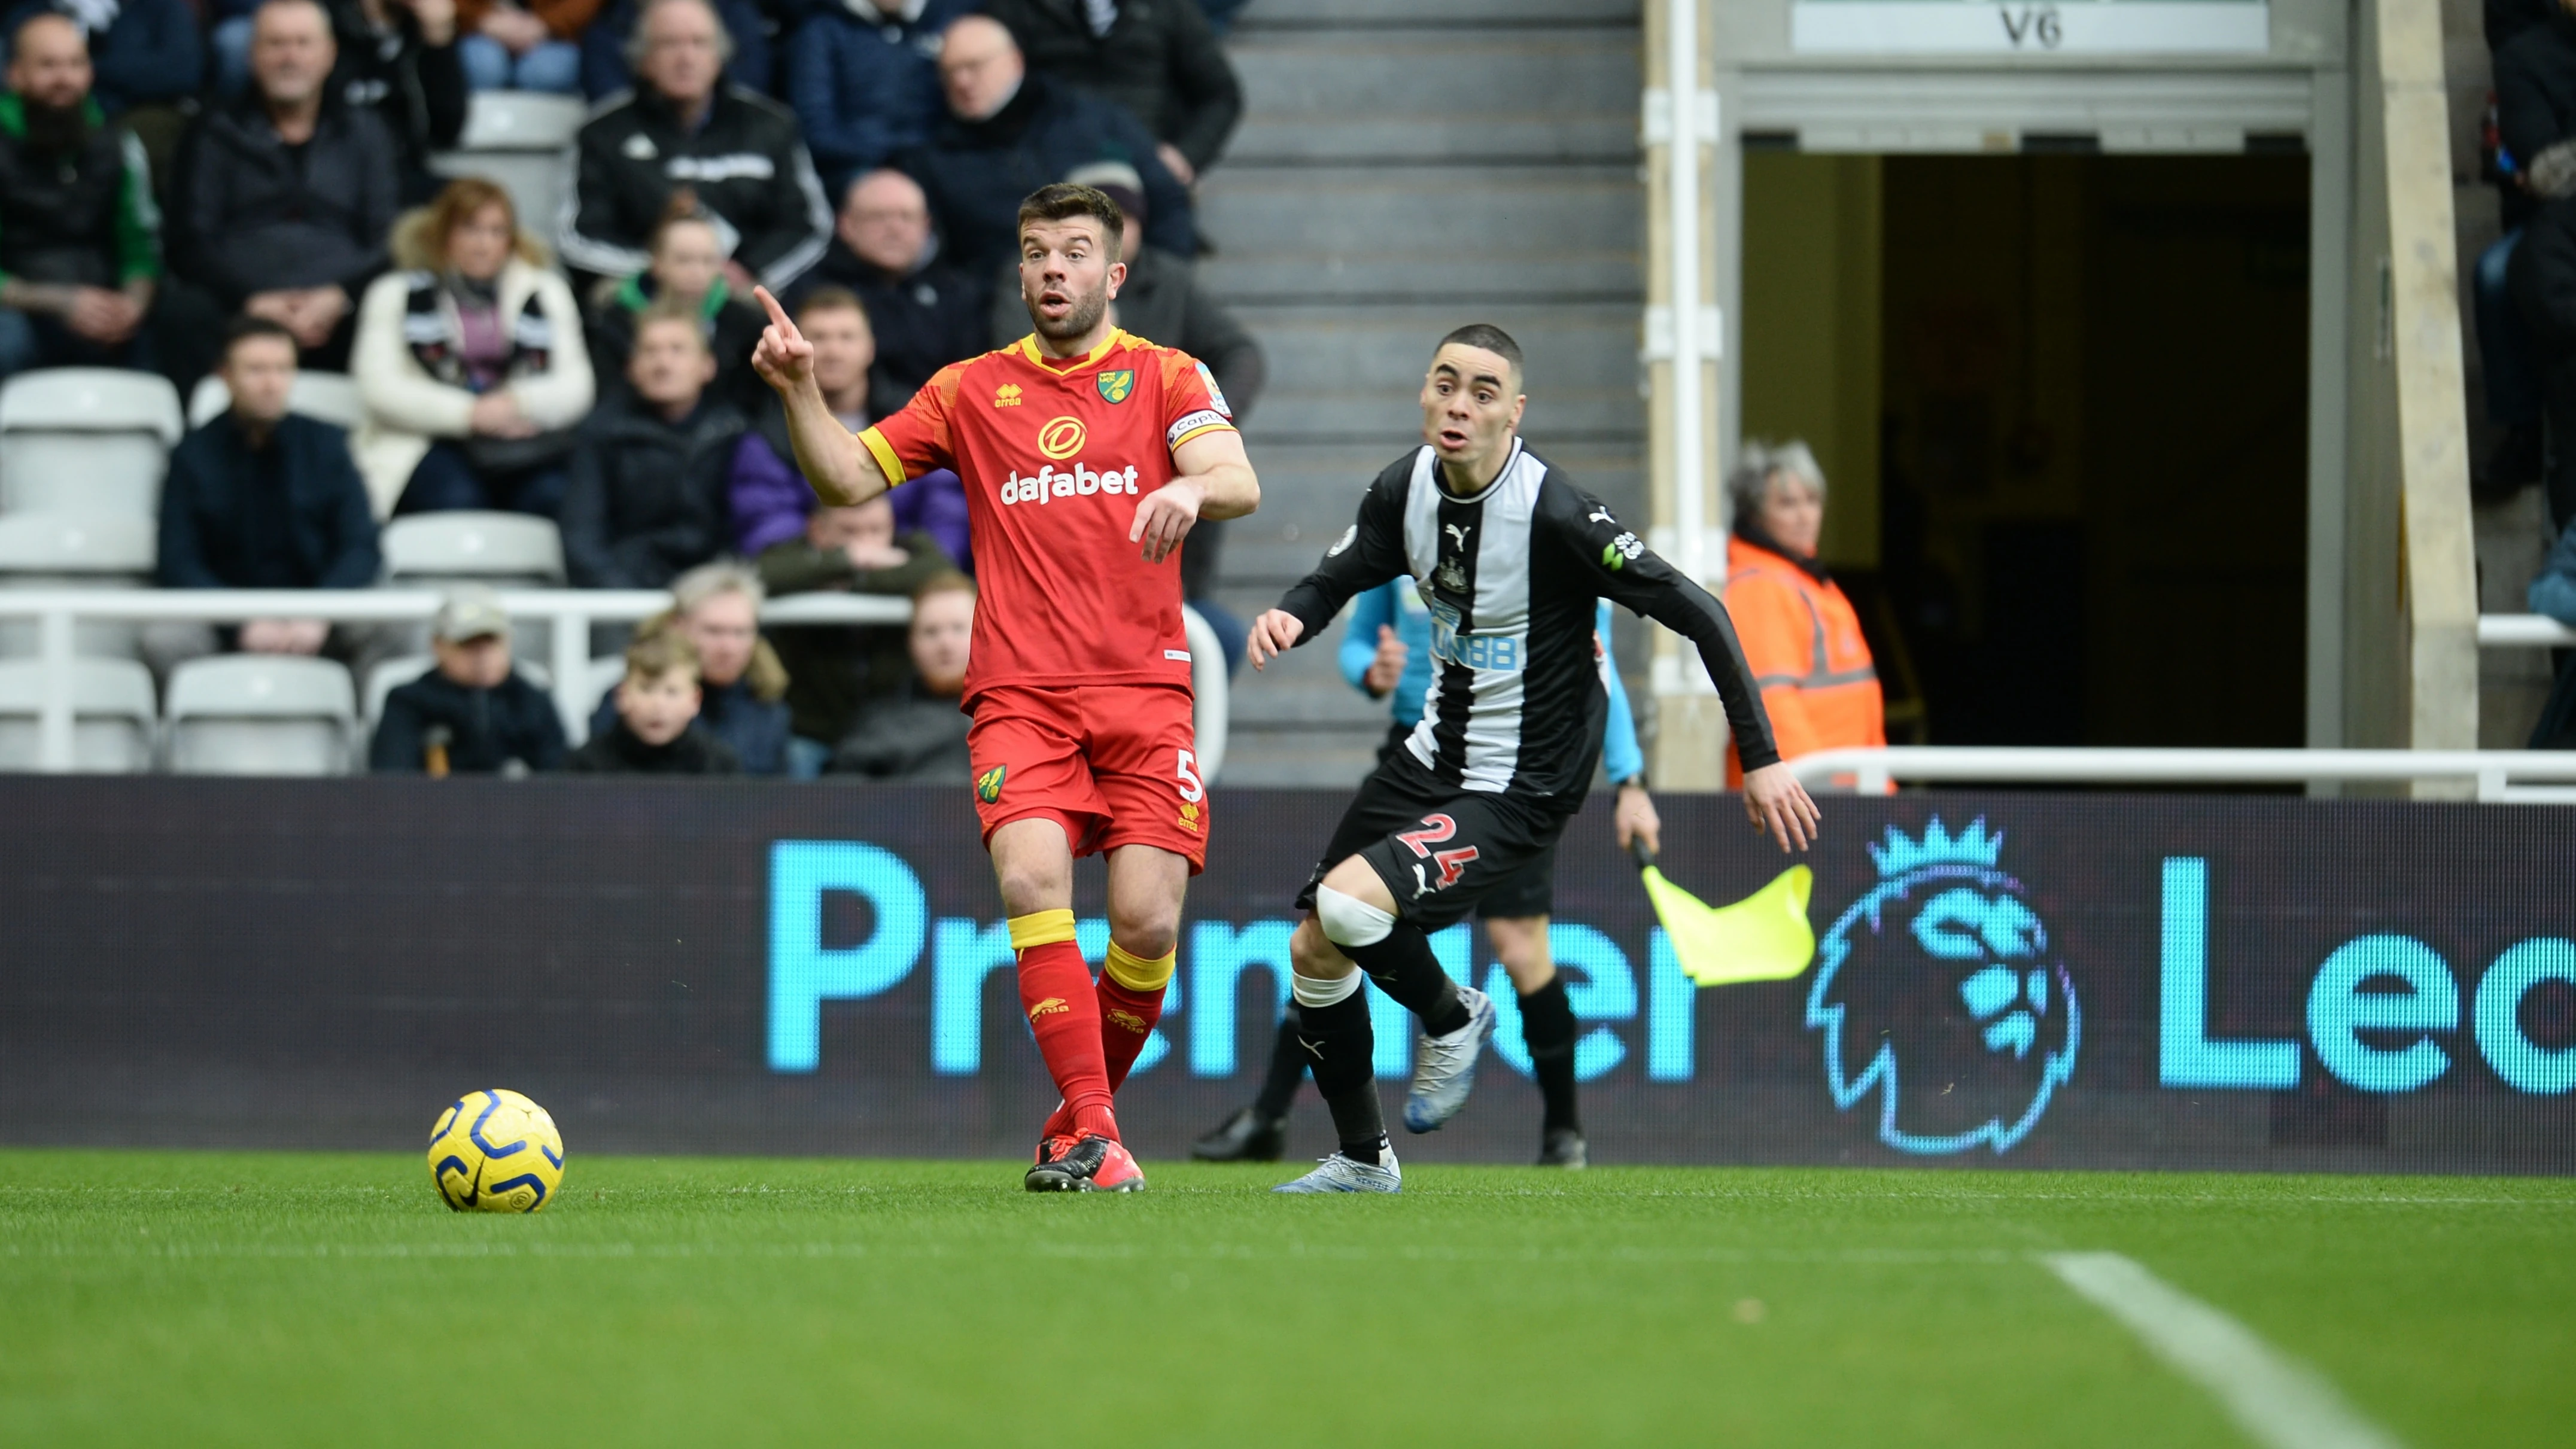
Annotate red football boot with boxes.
[1023,1134,1145,1193]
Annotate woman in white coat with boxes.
[353,178,596,518]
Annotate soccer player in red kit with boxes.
[750,183,1259,1192]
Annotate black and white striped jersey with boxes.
[1278,440,1781,806]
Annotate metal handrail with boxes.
[1786,747,2576,803]
[0,589,1231,777]
[2478,613,2576,647]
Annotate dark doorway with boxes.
[1740,151,2310,748]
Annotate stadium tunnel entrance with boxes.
[1735,151,2311,749]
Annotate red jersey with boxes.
[858,330,1236,702]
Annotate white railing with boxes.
[2478,613,2576,647]
[0,590,1233,778]
[1787,747,2576,804]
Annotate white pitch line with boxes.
[2040,1252,2405,1449]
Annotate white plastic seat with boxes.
[364,653,551,729]
[0,656,156,772]
[186,371,366,431]
[0,512,155,658]
[381,512,565,585]
[0,369,184,516]
[428,93,587,271]
[163,654,357,775]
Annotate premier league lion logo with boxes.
[1805,818,2080,1154]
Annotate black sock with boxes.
[1294,989,1386,1162]
[1520,976,1581,1135]
[1251,1006,1307,1121]
[1342,923,1471,1036]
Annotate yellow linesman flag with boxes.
[1640,859,1817,986]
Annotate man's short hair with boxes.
[671,559,764,616]
[796,285,870,328]
[253,0,331,34]
[1435,324,1523,382]
[1015,183,1124,263]
[625,0,735,71]
[625,628,700,684]
[634,299,710,352]
[221,315,299,362]
[11,10,83,56]
[1728,439,1828,521]
[913,569,975,606]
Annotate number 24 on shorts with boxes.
[1397,813,1480,890]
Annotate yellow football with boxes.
[427,1089,564,1212]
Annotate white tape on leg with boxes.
[1315,884,1395,949]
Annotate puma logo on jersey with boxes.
[993,383,1023,407]
[1028,997,1070,1020]
[1588,506,1616,525]
[1444,523,1473,550]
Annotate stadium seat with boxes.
[428,93,587,269]
[163,654,358,776]
[0,512,154,659]
[186,371,367,432]
[0,656,156,772]
[0,369,184,516]
[380,512,565,586]
[362,653,552,730]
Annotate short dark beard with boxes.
[20,98,90,159]
[1030,284,1105,342]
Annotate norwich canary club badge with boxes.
[1096,369,1135,404]
[976,765,1007,803]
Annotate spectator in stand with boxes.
[567,626,742,773]
[576,0,767,101]
[215,0,467,201]
[787,0,965,198]
[2481,0,2576,494]
[354,178,596,519]
[758,493,951,777]
[455,0,591,92]
[729,285,968,565]
[793,169,986,416]
[1718,441,1885,790]
[992,160,1255,657]
[153,317,381,668]
[2513,157,2576,534]
[982,0,1240,188]
[0,15,162,380]
[370,585,569,773]
[583,563,789,773]
[558,303,746,587]
[560,0,828,295]
[896,14,1191,276]
[585,195,765,413]
[1,0,196,184]
[830,568,972,781]
[175,0,399,370]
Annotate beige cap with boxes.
[432,585,511,644]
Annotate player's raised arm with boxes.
[1550,485,1820,853]
[751,285,893,509]
[1133,426,1258,564]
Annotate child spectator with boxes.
[830,568,971,781]
[370,585,568,773]
[586,196,767,414]
[728,285,969,565]
[558,303,746,588]
[455,0,590,93]
[758,493,950,777]
[354,178,595,519]
[567,627,742,773]
[586,563,791,774]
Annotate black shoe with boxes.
[1190,1106,1286,1162]
[1537,1128,1588,1169]
[1024,1134,1145,1192]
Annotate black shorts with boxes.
[1364,723,1556,920]
[1296,745,1572,930]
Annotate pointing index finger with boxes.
[753,285,798,337]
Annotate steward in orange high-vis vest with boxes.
[1719,443,1885,788]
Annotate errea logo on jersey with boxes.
[993,383,1023,407]
[1002,460,1142,506]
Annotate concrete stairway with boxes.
[1196,0,1645,786]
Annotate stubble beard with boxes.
[1031,284,1106,343]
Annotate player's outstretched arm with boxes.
[1245,610,1304,670]
[1133,428,1258,564]
[1742,763,1822,854]
[752,285,891,508]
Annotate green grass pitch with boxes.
[1,1150,2568,1447]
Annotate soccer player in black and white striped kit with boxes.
[1244,324,1821,1192]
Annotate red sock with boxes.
[1099,975,1166,1092]
[1018,940,1117,1140]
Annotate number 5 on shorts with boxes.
[1175,748,1204,803]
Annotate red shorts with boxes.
[966,684,1207,872]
